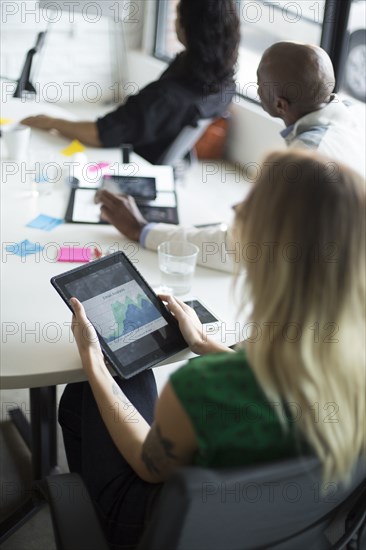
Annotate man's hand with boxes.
[21,115,55,130]
[95,189,148,241]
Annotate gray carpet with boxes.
[0,387,68,550]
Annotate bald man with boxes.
[257,42,365,177]
[96,43,366,273]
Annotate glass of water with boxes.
[28,153,62,196]
[158,241,199,296]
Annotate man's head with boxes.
[257,42,336,126]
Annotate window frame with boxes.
[153,0,354,101]
[154,0,175,64]
[320,0,352,92]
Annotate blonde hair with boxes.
[235,150,366,483]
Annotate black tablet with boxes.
[51,252,187,378]
[64,187,179,225]
[102,175,157,200]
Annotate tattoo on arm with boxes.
[141,424,178,477]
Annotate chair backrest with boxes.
[137,457,366,550]
[158,118,214,166]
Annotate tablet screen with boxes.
[102,175,157,200]
[52,253,187,378]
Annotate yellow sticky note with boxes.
[0,118,14,126]
[61,140,86,156]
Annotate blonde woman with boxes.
[59,150,366,549]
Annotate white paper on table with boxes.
[142,192,177,208]
[72,189,101,223]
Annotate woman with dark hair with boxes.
[21,0,240,164]
[178,0,239,92]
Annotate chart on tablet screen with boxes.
[82,281,167,350]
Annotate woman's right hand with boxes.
[159,294,232,355]
[70,297,104,368]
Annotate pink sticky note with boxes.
[88,162,110,172]
[58,247,91,263]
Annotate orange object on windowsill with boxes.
[195,116,230,160]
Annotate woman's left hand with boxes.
[70,297,103,362]
[159,295,235,355]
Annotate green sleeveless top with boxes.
[170,350,304,468]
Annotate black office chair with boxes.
[33,457,366,550]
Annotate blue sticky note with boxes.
[34,175,49,183]
[26,214,64,232]
[6,240,44,257]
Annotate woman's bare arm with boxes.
[21,115,102,147]
[71,298,198,483]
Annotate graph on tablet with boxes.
[82,280,168,350]
[54,252,187,378]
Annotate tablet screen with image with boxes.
[102,175,157,200]
[51,252,187,378]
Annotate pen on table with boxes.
[194,222,227,229]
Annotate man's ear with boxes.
[275,97,290,116]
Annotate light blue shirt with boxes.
[140,223,156,248]
[280,124,295,139]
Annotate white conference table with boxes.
[1,100,248,391]
[0,99,249,497]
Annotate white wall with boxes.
[228,99,285,166]
[127,50,166,89]
[0,0,145,103]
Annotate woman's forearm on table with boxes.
[51,119,102,147]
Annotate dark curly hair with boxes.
[179,0,240,92]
